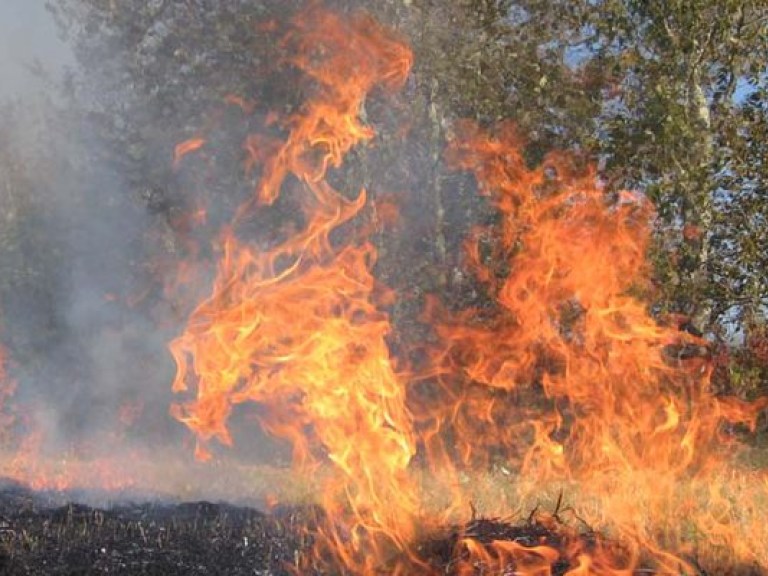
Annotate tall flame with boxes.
[169,7,420,570]
[169,8,768,575]
[412,122,768,573]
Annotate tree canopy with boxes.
[1,0,764,400]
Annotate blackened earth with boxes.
[0,480,311,575]
[0,481,764,575]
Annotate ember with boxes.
[411,513,766,576]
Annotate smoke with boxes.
[0,1,187,487]
[0,2,311,500]
[0,1,459,498]
[0,2,73,101]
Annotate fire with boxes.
[423,148,768,569]
[223,94,256,115]
[169,7,420,571]
[173,137,206,169]
[413,123,768,573]
[169,7,768,575]
[4,426,138,493]
[1,327,139,493]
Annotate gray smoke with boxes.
[0,2,184,478]
[0,2,72,101]
[0,3,294,502]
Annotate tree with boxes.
[512,1,768,331]
[44,1,768,387]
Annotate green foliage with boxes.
[41,0,768,395]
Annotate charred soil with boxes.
[1,482,764,575]
[0,481,311,575]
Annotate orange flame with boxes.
[169,8,768,576]
[1,327,141,493]
[223,94,256,115]
[412,121,768,573]
[4,424,138,493]
[170,7,420,570]
[173,137,206,169]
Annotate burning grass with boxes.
[2,479,764,575]
[410,514,766,576]
[146,6,768,574]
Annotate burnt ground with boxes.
[0,480,312,575]
[1,480,765,575]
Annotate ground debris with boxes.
[0,481,314,575]
[2,482,765,575]
[408,514,766,576]
[410,515,583,576]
